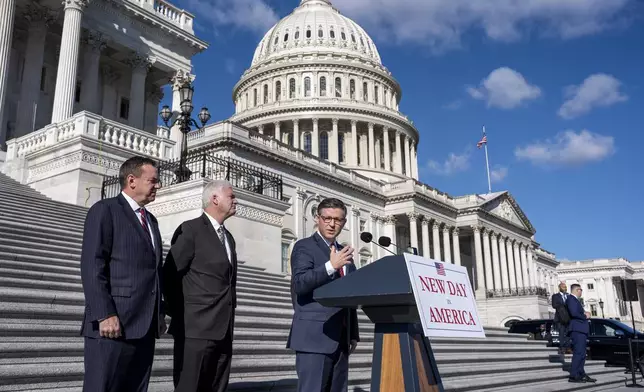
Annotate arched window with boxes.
[284,32,289,42]
[306,26,311,38]
[253,88,258,106]
[351,34,356,43]
[360,37,364,46]
[339,133,344,162]
[341,30,346,40]
[318,26,323,38]
[350,79,356,99]
[304,132,312,153]
[363,82,368,101]
[244,92,248,109]
[319,76,327,97]
[304,77,311,97]
[263,84,269,104]
[295,29,300,40]
[274,34,279,45]
[330,28,335,39]
[319,132,329,160]
[335,77,342,98]
[374,85,379,104]
[275,81,282,101]
[281,229,297,273]
[289,78,296,99]
[359,248,372,268]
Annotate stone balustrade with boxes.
[124,0,195,34]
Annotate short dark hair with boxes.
[119,156,157,189]
[317,197,347,217]
[570,283,581,292]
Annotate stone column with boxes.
[395,131,403,174]
[128,54,152,130]
[294,188,306,239]
[15,6,54,135]
[351,120,358,166]
[432,221,441,260]
[499,236,510,290]
[421,217,430,258]
[452,228,461,266]
[79,31,107,114]
[513,241,523,288]
[472,226,486,296]
[330,118,338,163]
[506,239,518,290]
[603,278,616,317]
[490,232,502,290]
[350,207,360,262]
[442,226,452,263]
[293,119,300,149]
[100,66,119,120]
[274,121,281,142]
[258,124,264,134]
[521,244,530,287]
[404,135,412,177]
[0,0,16,148]
[312,118,319,156]
[411,143,418,180]
[383,215,397,254]
[368,122,375,168]
[375,137,382,168]
[51,0,88,123]
[527,246,536,288]
[407,212,419,252]
[482,228,494,290]
[383,127,391,171]
[370,213,380,258]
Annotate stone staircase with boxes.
[0,172,634,391]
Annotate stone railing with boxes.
[5,111,175,161]
[486,286,549,299]
[125,0,195,34]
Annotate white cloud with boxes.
[427,149,470,175]
[467,67,541,109]
[558,73,628,119]
[490,166,508,182]
[515,130,615,166]
[185,0,279,35]
[332,0,633,52]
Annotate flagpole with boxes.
[483,125,492,194]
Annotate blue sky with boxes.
[168,0,643,261]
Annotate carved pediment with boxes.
[484,194,534,233]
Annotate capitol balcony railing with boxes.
[485,286,549,299]
[126,0,195,34]
[101,146,283,201]
[4,111,175,161]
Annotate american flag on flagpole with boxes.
[477,134,487,149]
[435,262,446,276]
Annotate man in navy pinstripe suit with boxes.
[80,156,165,392]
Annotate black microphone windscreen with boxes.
[360,232,373,243]
[378,236,391,247]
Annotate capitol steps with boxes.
[0,172,631,391]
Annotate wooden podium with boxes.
[314,255,444,392]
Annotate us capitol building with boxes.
[0,0,641,327]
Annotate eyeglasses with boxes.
[318,215,346,224]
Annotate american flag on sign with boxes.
[477,135,487,149]
[435,262,446,276]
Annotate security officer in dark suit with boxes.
[566,283,596,383]
[551,282,572,353]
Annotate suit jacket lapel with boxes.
[150,215,162,265]
[201,213,230,262]
[117,194,155,253]
[314,233,332,260]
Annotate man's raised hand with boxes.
[330,244,354,270]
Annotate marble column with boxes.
[274,121,281,142]
[513,242,523,288]
[404,136,411,177]
[100,66,119,120]
[351,120,358,165]
[350,207,360,262]
[368,122,375,168]
[128,54,151,130]
[258,124,264,134]
[294,188,306,239]
[452,228,461,266]
[473,226,485,295]
[0,0,16,148]
[15,6,54,135]
[383,127,391,171]
[293,119,300,149]
[490,232,502,290]
[375,137,382,168]
[330,118,338,163]
[527,246,536,288]
[312,118,319,156]
[52,0,88,123]
[79,31,107,114]
[383,215,397,254]
[411,143,418,180]
[442,226,452,263]
[421,217,430,258]
[521,244,530,287]
[482,228,494,290]
[407,212,419,252]
[432,221,441,260]
[499,236,510,290]
[370,213,380,258]
[603,277,617,317]
[507,239,518,290]
[395,131,403,174]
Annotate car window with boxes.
[592,322,618,337]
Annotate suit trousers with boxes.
[174,331,233,392]
[569,331,587,379]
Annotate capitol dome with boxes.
[229,0,419,183]
[251,0,382,67]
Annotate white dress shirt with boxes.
[121,191,155,250]
[204,211,232,262]
[318,231,347,277]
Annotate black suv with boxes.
[509,318,644,369]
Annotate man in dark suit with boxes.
[552,282,572,354]
[287,197,360,392]
[80,156,165,392]
[566,283,596,383]
[163,179,238,392]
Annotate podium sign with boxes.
[404,254,485,339]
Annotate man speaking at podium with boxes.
[287,198,360,392]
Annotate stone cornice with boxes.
[458,209,534,238]
[384,193,457,214]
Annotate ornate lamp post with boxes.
[599,298,605,318]
[159,83,211,182]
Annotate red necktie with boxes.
[139,208,149,233]
[339,266,344,277]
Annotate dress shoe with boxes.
[568,377,585,383]
[582,375,597,383]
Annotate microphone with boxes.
[360,232,396,256]
[378,236,418,255]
